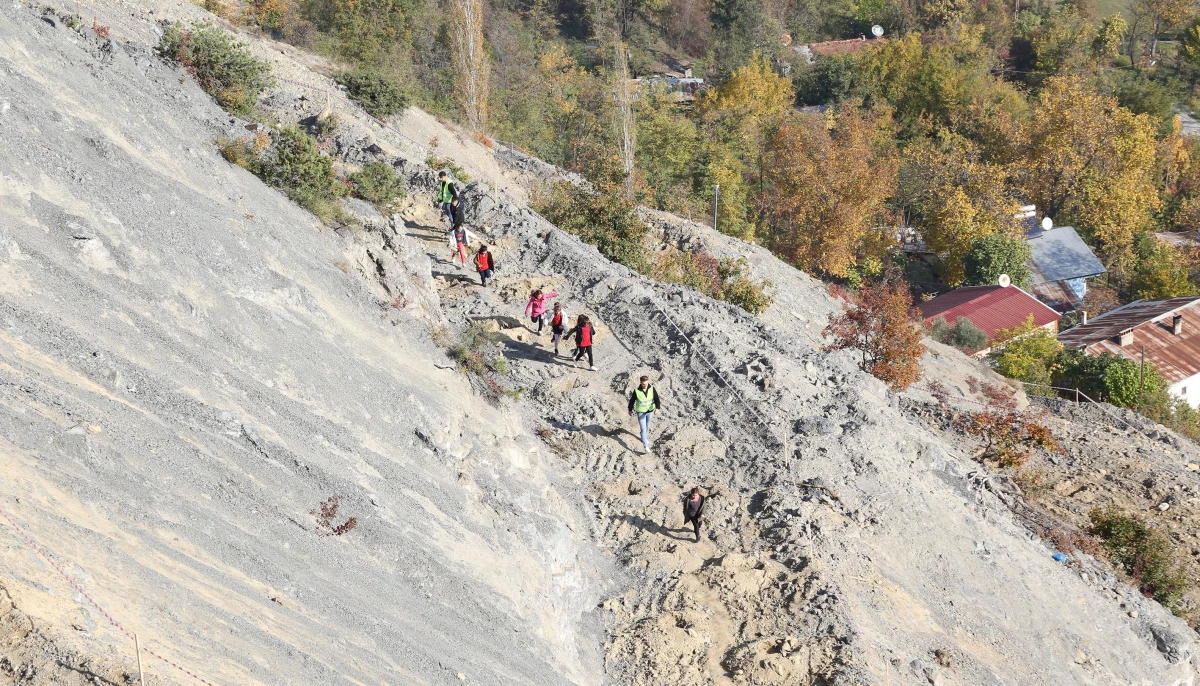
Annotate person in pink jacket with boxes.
[524,289,558,335]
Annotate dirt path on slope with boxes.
[0,583,136,685]
[399,202,844,686]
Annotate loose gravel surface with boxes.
[1,0,1199,683]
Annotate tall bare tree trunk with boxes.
[614,40,636,201]
[449,0,489,132]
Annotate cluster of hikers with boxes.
[436,172,707,543]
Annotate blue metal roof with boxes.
[1025,226,1107,284]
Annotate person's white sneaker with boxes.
[590,365,599,372]
[573,360,578,368]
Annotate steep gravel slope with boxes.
[0,5,600,685]
[2,0,1199,683]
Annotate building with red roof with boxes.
[916,285,1063,342]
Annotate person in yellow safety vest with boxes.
[436,171,458,227]
[627,375,662,453]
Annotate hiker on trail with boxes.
[475,245,496,286]
[627,375,662,453]
[565,314,597,370]
[437,171,458,227]
[524,289,558,335]
[448,199,475,268]
[682,487,705,543]
[549,303,566,357]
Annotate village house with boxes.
[1018,206,1107,312]
[917,284,1063,351]
[1057,296,1200,408]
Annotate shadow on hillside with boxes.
[611,513,695,542]
[502,336,571,366]
[546,419,642,453]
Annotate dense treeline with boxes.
[224,0,1200,301]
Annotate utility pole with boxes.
[713,184,720,232]
[1139,344,1146,408]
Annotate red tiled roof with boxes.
[917,285,1062,340]
[1057,297,1200,384]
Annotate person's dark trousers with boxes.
[479,268,492,286]
[574,345,593,366]
[685,514,701,541]
[531,314,544,333]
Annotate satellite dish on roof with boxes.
[1041,217,1052,230]
[871,24,884,37]
[998,274,1012,287]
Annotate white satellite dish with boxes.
[998,274,1011,287]
[871,24,884,37]
[1041,217,1052,230]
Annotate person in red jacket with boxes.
[565,314,596,370]
[474,245,496,286]
[524,289,558,335]
[549,302,566,357]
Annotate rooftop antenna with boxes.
[871,24,884,37]
[998,274,1011,287]
[1041,217,1052,231]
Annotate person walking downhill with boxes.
[448,199,475,268]
[565,314,597,371]
[475,245,496,286]
[524,289,558,336]
[682,487,705,543]
[437,171,458,228]
[627,375,662,454]
[549,303,566,357]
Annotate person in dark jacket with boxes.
[474,245,496,286]
[627,375,661,453]
[437,171,458,227]
[564,314,597,371]
[549,303,566,357]
[448,199,473,267]
[682,488,705,542]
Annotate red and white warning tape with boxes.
[0,503,217,685]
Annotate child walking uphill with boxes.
[524,289,558,335]
[565,314,597,371]
[549,303,566,357]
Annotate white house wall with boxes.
[1169,373,1200,408]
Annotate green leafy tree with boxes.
[709,0,771,78]
[990,316,1063,388]
[963,234,1032,288]
[1131,237,1198,300]
[635,85,700,214]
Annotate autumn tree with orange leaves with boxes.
[823,276,925,390]
[763,107,900,278]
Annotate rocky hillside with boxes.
[1,0,1198,685]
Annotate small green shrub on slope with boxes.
[335,70,409,119]
[158,22,274,116]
